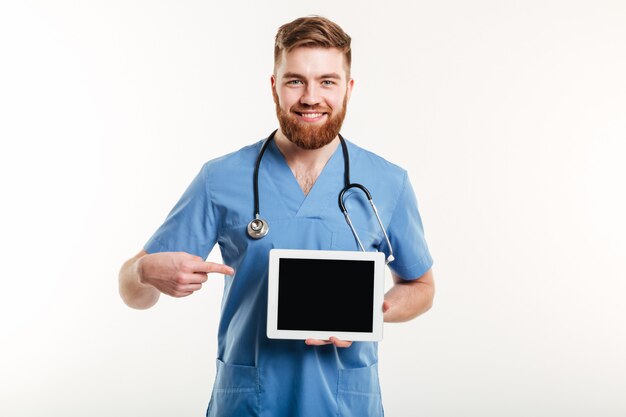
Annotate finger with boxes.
[382,300,391,313]
[174,272,208,285]
[191,261,235,275]
[305,338,332,346]
[171,290,194,298]
[179,283,202,292]
[329,336,352,348]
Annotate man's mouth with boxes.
[294,111,327,122]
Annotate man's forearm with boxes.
[118,252,160,310]
[383,269,434,323]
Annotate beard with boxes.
[275,94,348,150]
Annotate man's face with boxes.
[271,47,354,150]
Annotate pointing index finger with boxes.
[191,261,235,275]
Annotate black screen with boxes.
[277,258,375,333]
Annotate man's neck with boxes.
[273,129,340,196]
[274,129,340,171]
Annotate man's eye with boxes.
[287,80,303,85]
[322,80,335,86]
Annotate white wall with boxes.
[1,1,625,416]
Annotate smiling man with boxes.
[273,46,351,151]
[119,16,434,417]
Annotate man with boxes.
[119,16,434,417]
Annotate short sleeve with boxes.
[143,164,217,258]
[384,171,433,280]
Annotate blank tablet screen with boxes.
[277,258,375,333]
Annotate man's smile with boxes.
[294,111,328,122]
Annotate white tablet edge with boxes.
[267,249,385,342]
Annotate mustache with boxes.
[290,105,332,113]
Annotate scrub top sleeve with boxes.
[143,163,218,259]
[384,171,433,280]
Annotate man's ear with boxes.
[346,78,355,103]
[271,74,278,104]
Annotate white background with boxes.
[1,1,625,416]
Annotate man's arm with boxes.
[118,250,234,310]
[383,268,435,323]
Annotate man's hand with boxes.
[138,252,234,298]
[304,301,391,348]
[305,336,353,348]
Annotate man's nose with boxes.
[300,83,321,106]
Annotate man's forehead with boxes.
[276,47,348,79]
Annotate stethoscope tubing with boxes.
[252,132,274,221]
[249,130,394,264]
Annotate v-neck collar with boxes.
[264,137,344,218]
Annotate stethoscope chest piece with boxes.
[247,217,269,239]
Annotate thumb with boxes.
[382,300,391,313]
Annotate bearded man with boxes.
[119,15,435,417]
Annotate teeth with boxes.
[301,113,323,119]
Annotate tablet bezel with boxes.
[267,248,385,342]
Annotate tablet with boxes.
[267,249,385,342]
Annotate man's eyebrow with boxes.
[282,72,304,79]
[282,72,343,80]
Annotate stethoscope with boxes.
[247,130,395,264]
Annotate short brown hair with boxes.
[274,16,352,78]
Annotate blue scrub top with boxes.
[144,135,433,417]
